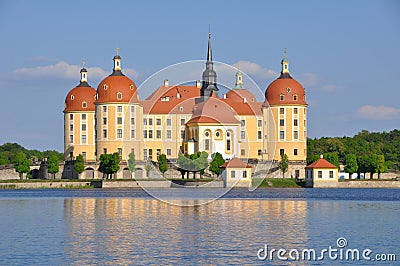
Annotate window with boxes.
[117,106,122,113]
[226,138,231,151]
[329,171,334,179]
[117,92,122,100]
[82,135,87,143]
[69,135,73,143]
[103,129,107,138]
[294,149,298,156]
[258,131,262,140]
[157,118,161,126]
[103,84,108,90]
[157,130,161,139]
[258,120,262,127]
[205,139,210,151]
[82,152,86,161]
[293,94,298,101]
[118,148,122,156]
[179,106,183,112]
[215,131,220,138]
[280,119,284,126]
[181,130,185,140]
[304,131,307,138]
[166,130,172,139]
[180,118,185,125]
[166,119,171,126]
[294,119,298,126]
[156,149,161,156]
[131,129,135,139]
[167,149,171,156]
[103,117,107,125]
[258,149,262,156]
[70,114,73,120]
[103,148,107,154]
[144,149,147,160]
[294,131,299,139]
[71,95,74,100]
[148,118,153,125]
[130,106,135,113]
[243,171,247,178]
[117,117,122,125]
[148,149,153,160]
[280,149,284,155]
[82,124,86,131]
[70,124,73,131]
[280,94,285,101]
[295,170,300,178]
[231,171,235,178]
[280,108,284,114]
[144,130,148,138]
[280,131,285,139]
[82,114,86,120]
[241,149,245,156]
[205,131,210,137]
[286,88,291,93]
[240,120,245,126]
[294,108,298,114]
[82,102,87,108]
[240,131,246,139]
[117,129,122,138]
[131,117,135,125]
[143,118,147,125]
[103,106,107,113]
[130,84,134,90]
[304,120,306,127]
[318,171,322,179]
[304,109,306,114]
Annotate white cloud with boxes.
[11,61,139,80]
[356,105,400,120]
[233,61,278,80]
[298,73,318,87]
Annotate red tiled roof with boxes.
[64,85,96,112]
[305,158,338,169]
[265,77,307,106]
[220,158,252,168]
[97,75,138,103]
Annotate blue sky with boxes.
[0,0,399,151]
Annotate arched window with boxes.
[117,92,122,100]
[204,130,211,151]
[226,131,232,152]
[103,84,108,90]
[70,95,74,100]
[130,84,134,90]
[280,94,284,101]
[293,94,298,101]
[82,101,87,108]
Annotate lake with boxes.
[0,188,399,265]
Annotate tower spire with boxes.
[280,48,291,78]
[200,29,219,98]
[111,48,124,76]
[234,68,243,89]
[78,60,89,86]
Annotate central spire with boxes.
[200,30,218,98]
[111,48,124,76]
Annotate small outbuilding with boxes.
[220,158,252,188]
[305,155,338,188]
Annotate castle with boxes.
[64,35,308,178]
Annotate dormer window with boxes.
[293,94,298,101]
[70,95,74,100]
[286,88,291,93]
[179,106,183,112]
[82,101,87,108]
[117,92,122,100]
[103,84,108,90]
[130,84,134,90]
[280,94,285,101]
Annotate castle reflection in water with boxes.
[63,198,309,264]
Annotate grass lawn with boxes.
[254,178,306,188]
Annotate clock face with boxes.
[286,87,291,93]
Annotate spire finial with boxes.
[208,24,211,39]
[284,48,287,60]
[116,47,119,56]
[82,60,86,68]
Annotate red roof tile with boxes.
[305,158,338,169]
[220,158,252,168]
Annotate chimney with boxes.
[196,80,201,88]
[164,79,169,87]
[223,94,226,99]
[320,154,324,159]
[243,97,247,103]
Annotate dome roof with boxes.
[265,76,306,105]
[64,84,96,112]
[225,89,256,103]
[97,74,138,103]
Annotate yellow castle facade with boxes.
[64,37,308,165]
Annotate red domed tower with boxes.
[95,49,142,161]
[64,63,97,162]
[263,49,308,163]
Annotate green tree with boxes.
[278,153,289,178]
[14,151,30,179]
[99,153,120,179]
[375,154,387,179]
[158,154,168,176]
[209,152,225,177]
[128,152,136,172]
[344,154,358,176]
[145,163,153,178]
[0,153,9,165]
[74,154,85,177]
[324,152,340,169]
[177,152,209,179]
[307,154,320,165]
[48,154,59,179]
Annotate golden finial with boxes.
[284,48,287,60]
[82,60,86,68]
[116,47,119,55]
